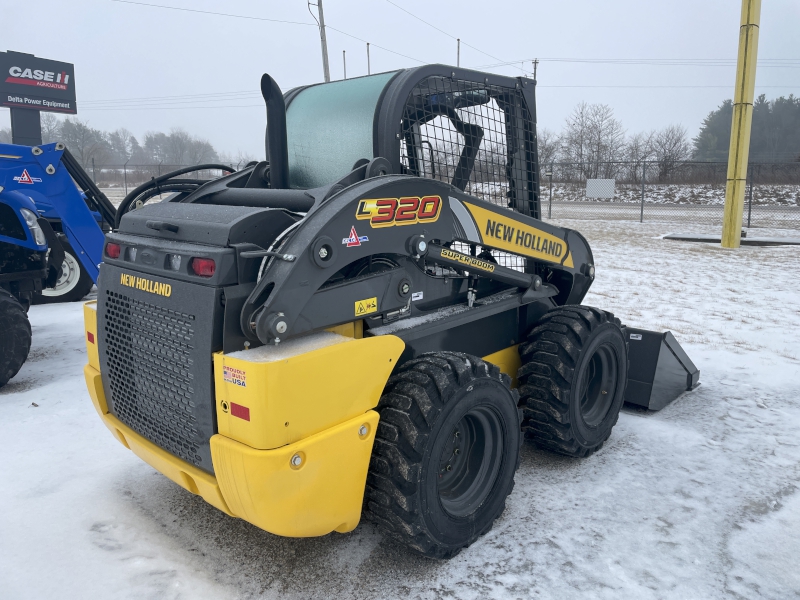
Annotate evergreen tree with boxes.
[693,95,800,162]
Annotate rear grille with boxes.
[103,290,203,466]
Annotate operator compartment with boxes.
[97,203,300,474]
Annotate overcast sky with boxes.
[2,0,798,158]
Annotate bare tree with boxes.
[108,128,136,163]
[41,113,63,144]
[652,125,690,181]
[561,102,591,166]
[186,138,219,164]
[536,127,560,167]
[59,118,110,167]
[166,128,192,164]
[622,131,654,181]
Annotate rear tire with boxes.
[34,243,93,304]
[0,290,32,388]
[518,306,628,457]
[365,352,522,559]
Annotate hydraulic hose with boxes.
[114,164,235,228]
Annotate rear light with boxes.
[190,257,216,277]
[105,243,121,259]
[166,253,182,271]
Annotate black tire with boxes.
[518,305,628,457]
[33,243,94,304]
[0,290,32,388]
[365,352,522,559]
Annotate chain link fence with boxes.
[85,162,240,194]
[540,161,800,230]
[86,159,800,231]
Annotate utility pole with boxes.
[309,0,331,82]
[722,0,761,248]
[367,43,371,75]
[343,50,347,79]
[457,39,460,67]
[533,59,539,81]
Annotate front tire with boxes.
[518,306,628,457]
[0,290,32,388]
[365,352,522,559]
[34,243,93,304]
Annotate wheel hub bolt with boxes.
[454,448,460,455]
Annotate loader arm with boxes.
[238,174,594,346]
[0,142,107,283]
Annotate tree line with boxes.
[538,95,800,181]
[0,114,220,168]
[693,95,800,162]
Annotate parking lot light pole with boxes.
[722,0,761,248]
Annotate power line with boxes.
[82,104,264,111]
[381,0,509,67]
[109,0,426,65]
[110,0,316,26]
[75,85,797,112]
[475,57,800,70]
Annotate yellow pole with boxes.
[722,0,761,248]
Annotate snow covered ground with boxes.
[2,219,799,600]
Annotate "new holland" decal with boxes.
[119,273,172,297]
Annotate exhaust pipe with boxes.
[261,74,290,190]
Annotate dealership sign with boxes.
[0,51,77,114]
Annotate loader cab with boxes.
[281,65,541,217]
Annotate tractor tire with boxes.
[0,289,32,388]
[34,243,94,304]
[365,352,522,559]
[518,306,628,458]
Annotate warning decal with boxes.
[355,296,378,316]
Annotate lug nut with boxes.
[291,454,303,467]
[318,247,329,259]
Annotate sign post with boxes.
[0,51,77,146]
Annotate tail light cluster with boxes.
[190,257,216,277]
[105,243,215,278]
[105,242,121,259]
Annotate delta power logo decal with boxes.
[342,225,369,247]
[12,169,42,185]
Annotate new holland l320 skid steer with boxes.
[83,65,699,558]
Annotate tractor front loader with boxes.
[83,65,698,558]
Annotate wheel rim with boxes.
[438,405,504,518]
[42,252,81,297]
[578,343,619,427]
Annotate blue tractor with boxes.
[0,186,64,386]
[0,142,115,302]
